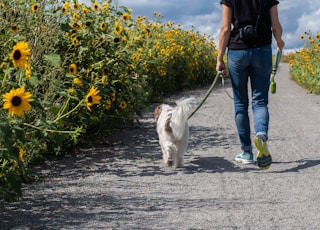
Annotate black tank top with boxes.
[220,0,279,49]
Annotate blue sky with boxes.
[116,0,320,53]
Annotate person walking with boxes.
[216,0,285,169]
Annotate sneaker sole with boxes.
[254,137,272,170]
[235,158,254,164]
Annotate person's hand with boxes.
[216,60,227,78]
[276,39,285,51]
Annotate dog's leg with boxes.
[174,148,184,168]
[163,141,176,166]
[174,139,188,168]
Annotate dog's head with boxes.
[153,105,162,122]
[154,104,172,132]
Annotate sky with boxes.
[115,0,320,53]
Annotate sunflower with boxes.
[83,7,90,14]
[155,41,161,49]
[3,86,33,117]
[13,147,26,167]
[111,92,116,101]
[93,2,99,11]
[160,49,166,55]
[9,24,19,33]
[69,63,77,75]
[72,37,79,47]
[1,62,8,70]
[62,6,68,14]
[72,22,82,30]
[100,22,107,31]
[119,101,127,110]
[68,88,76,95]
[136,16,142,24]
[73,77,83,87]
[101,75,108,85]
[62,2,71,14]
[70,33,77,40]
[105,99,111,110]
[85,86,101,111]
[102,3,109,11]
[72,13,81,21]
[132,53,139,62]
[10,41,31,69]
[114,21,123,35]
[25,62,32,80]
[19,147,25,163]
[73,3,79,10]
[122,13,131,21]
[31,3,40,12]
[143,28,151,38]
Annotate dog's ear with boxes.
[154,105,162,121]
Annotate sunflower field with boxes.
[288,31,320,94]
[0,0,217,201]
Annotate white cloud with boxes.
[296,9,320,34]
[89,0,320,50]
[278,0,320,49]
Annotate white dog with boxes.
[154,97,196,167]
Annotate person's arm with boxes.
[216,4,232,76]
[270,5,285,50]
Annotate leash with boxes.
[221,77,234,100]
[270,48,282,94]
[187,49,282,124]
[188,71,222,120]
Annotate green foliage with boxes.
[289,31,320,94]
[0,0,217,202]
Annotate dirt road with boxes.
[1,63,320,229]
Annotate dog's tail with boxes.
[170,97,197,140]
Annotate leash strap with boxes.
[222,77,234,100]
[188,71,222,120]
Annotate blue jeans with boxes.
[227,45,272,153]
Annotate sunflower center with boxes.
[12,96,22,106]
[88,96,93,103]
[13,50,22,60]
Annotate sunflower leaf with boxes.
[44,54,61,68]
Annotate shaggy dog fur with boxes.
[154,97,196,167]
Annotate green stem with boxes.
[1,68,9,91]
[53,99,84,123]
[23,122,78,134]
[54,97,71,121]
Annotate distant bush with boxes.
[288,31,320,94]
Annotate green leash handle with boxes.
[270,48,282,94]
[188,71,222,120]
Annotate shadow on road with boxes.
[272,159,320,173]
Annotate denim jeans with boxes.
[227,45,272,153]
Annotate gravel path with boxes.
[1,63,320,230]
